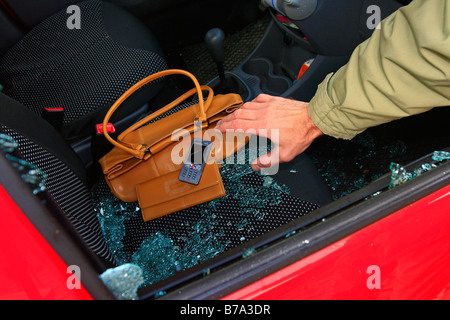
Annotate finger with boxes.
[215,118,257,132]
[217,119,272,138]
[241,101,266,110]
[251,147,280,171]
[240,94,277,110]
[224,108,260,121]
[252,93,276,103]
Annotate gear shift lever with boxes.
[205,28,226,83]
[204,27,249,98]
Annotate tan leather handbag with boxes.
[99,69,248,221]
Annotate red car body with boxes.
[0,184,93,300]
[1,173,449,300]
[224,184,450,300]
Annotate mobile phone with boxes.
[178,138,212,185]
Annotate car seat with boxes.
[0,91,332,272]
[0,0,167,143]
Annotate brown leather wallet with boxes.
[136,162,225,222]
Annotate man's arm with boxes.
[309,0,450,140]
[217,0,450,170]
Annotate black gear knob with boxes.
[204,28,247,96]
[205,28,225,64]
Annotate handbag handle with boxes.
[102,69,208,159]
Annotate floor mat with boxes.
[168,14,271,84]
[93,146,320,287]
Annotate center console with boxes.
[207,0,403,102]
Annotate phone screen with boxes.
[189,143,207,164]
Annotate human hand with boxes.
[215,94,323,171]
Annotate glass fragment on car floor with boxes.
[308,131,409,200]
[94,145,317,289]
[99,263,144,300]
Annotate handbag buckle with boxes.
[142,144,152,154]
[136,144,152,159]
[194,117,209,128]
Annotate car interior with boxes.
[0,0,449,299]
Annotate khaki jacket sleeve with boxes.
[308,0,450,140]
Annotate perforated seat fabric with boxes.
[0,0,167,140]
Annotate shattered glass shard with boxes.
[99,263,144,300]
[389,150,448,189]
[242,248,257,258]
[432,150,450,162]
[95,144,294,287]
[413,163,437,176]
[0,134,47,194]
[389,162,412,189]
[0,133,18,153]
[5,154,47,194]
